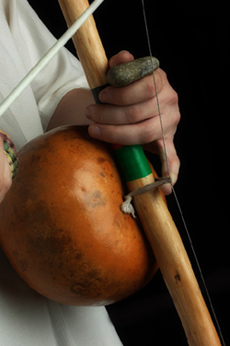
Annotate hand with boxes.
[0,138,12,203]
[86,51,181,195]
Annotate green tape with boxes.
[114,145,151,182]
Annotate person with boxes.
[0,0,180,345]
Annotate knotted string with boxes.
[141,1,225,344]
[121,177,171,218]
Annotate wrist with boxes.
[0,130,18,179]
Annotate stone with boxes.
[107,56,160,87]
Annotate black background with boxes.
[28,0,229,344]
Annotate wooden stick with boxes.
[58,0,108,88]
[128,174,220,345]
[58,0,221,344]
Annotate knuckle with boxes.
[170,87,178,103]
[166,89,181,128]
[141,123,155,144]
[94,105,111,124]
[126,104,143,123]
[101,125,119,144]
[163,81,179,106]
[175,110,181,127]
[171,107,181,128]
[170,88,179,105]
[158,69,167,84]
[146,79,156,97]
[96,106,107,124]
[114,88,129,105]
[156,68,167,89]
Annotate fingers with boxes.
[86,50,181,194]
[86,69,173,130]
[86,98,155,126]
[98,68,165,106]
[87,82,180,145]
[87,110,174,145]
[88,117,157,145]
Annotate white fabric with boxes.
[0,0,88,150]
[0,1,123,345]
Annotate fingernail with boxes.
[85,106,92,119]
[89,125,101,137]
[99,89,109,103]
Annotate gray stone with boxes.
[107,56,160,87]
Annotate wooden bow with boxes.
[57,0,221,344]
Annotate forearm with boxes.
[47,88,94,130]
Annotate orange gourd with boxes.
[0,126,157,305]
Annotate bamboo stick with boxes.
[58,0,221,344]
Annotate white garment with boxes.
[0,1,123,345]
[0,0,88,150]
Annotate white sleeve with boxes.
[16,0,89,131]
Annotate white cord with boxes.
[0,0,104,117]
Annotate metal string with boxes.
[141,1,226,344]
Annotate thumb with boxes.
[159,139,180,195]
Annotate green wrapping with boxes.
[113,145,151,182]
